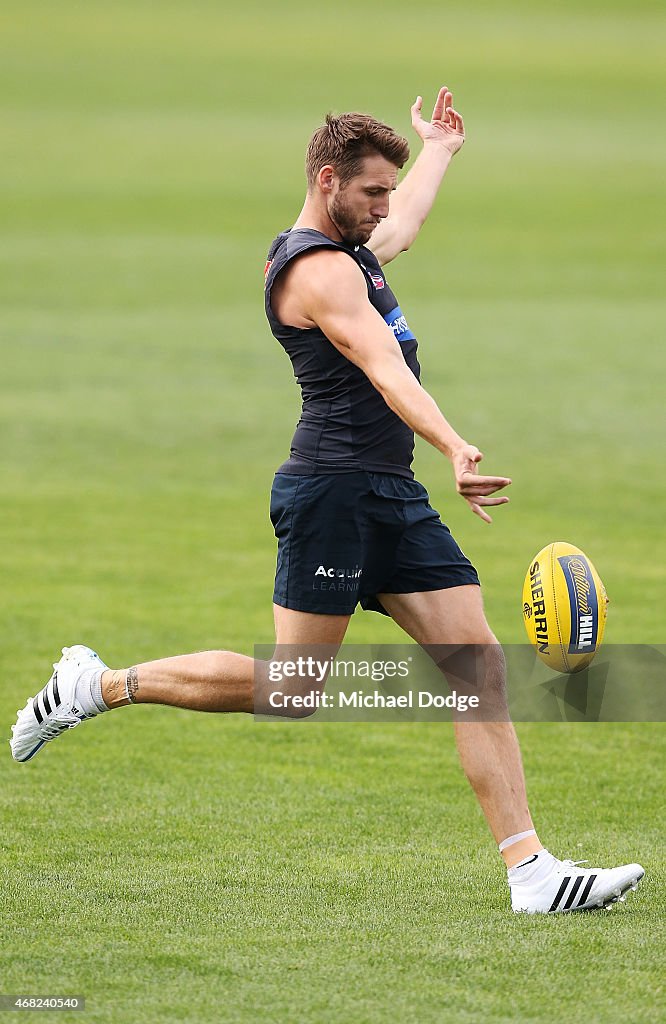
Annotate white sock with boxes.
[507,849,556,883]
[74,668,108,716]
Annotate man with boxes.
[11,88,643,914]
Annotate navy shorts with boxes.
[270,471,480,616]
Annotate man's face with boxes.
[327,154,398,246]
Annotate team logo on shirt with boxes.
[384,305,415,343]
[370,273,385,290]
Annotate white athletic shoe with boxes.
[510,852,644,913]
[10,645,108,763]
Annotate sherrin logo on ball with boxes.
[522,541,609,673]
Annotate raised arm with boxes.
[368,86,465,267]
[280,249,510,523]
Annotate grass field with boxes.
[1,1,664,1021]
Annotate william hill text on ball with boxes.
[522,541,608,674]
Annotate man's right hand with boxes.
[451,444,511,524]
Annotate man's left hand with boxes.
[411,87,465,156]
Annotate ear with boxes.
[318,165,336,193]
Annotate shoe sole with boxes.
[13,739,46,763]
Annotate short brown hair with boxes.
[305,112,409,190]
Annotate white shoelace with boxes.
[38,709,84,741]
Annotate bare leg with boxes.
[378,586,542,867]
[101,606,350,715]
[102,651,256,711]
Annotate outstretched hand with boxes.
[451,444,511,524]
[411,86,465,155]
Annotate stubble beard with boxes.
[329,191,374,247]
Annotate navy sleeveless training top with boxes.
[264,228,421,479]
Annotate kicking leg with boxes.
[10,608,350,761]
[102,605,350,711]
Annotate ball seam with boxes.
[550,545,569,672]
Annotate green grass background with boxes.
[1,1,664,1021]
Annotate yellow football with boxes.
[522,542,609,673]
